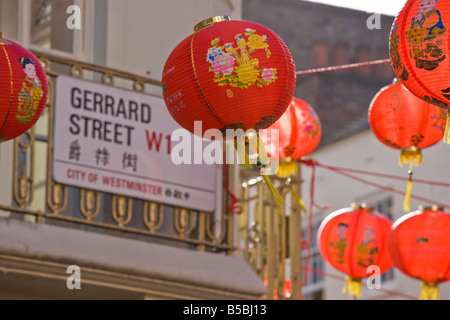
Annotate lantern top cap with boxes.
[351,202,373,212]
[194,16,231,32]
[420,205,444,212]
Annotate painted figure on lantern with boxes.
[431,107,448,130]
[304,110,320,139]
[356,227,379,267]
[406,0,446,70]
[329,222,349,264]
[17,57,44,124]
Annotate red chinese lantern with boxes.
[388,206,450,300]
[0,34,48,141]
[389,0,450,142]
[368,80,445,211]
[161,16,296,206]
[263,97,322,179]
[261,97,321,212]
[162,16,296,137]
[317,205,393,298]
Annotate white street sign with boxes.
[53,75,216,212]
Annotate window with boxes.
[370,196,395,283]
[311,41,328,68]
[30,0,74,52]
[0,0,19,40]
[301,218,325,299]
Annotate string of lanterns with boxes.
[1,0,449,300]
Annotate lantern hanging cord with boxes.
[295,58,391,76]
[223,152,242,215]
[300,158,450,210]
[301,159,330,286]
[317,162,450,187]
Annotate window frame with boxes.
[13,0,95,61]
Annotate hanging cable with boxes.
[295,58,391,76]
[300,158,450,210]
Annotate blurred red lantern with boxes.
[262,97,322,179]
[317,205,393,298]
[388,206,450,300]
[161,16,296,137]
[263,278,292,300]
[369,80,445,164]
[389,0,450,142]
[368,80,445,211]
[0,35,48,142]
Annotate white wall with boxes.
[301,129,450,300]
[106,0,242,96]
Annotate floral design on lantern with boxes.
[162,16,295,136]
[207,29,277,89]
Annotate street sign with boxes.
[53,75,216,212]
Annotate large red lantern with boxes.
[388,206,450,300]
[262,97,322,179]
[368,80,445,211]
[161,16,296,207]
[317,205,393,298]
[389,0,450,142]
[161,16,296,137]
[0,35,48,141]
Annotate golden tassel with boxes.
[289,184,307,213]
[399,146,422,168]
[252,133,284,208]
[234,137,252,169]
[276,157,298,178]
[342,277,362,298]
[399,147,421,213]
[403,168,413,213]
[419,282,440,300]
[261,174,284,208]
[444,108,450,145]
[256,136,269,165]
